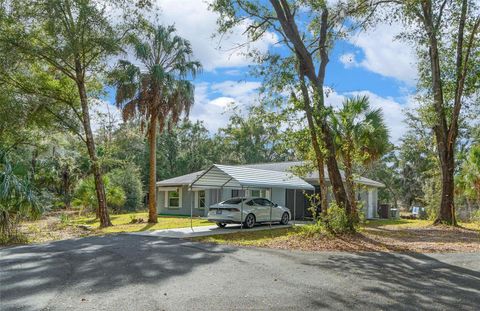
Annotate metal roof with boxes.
[189,164,314,190]
[241,161,385,187]
[156,161,385,188]
[156,171,204,187]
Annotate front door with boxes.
[367,190,374,218]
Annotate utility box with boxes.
[390,208,399,219]
[378,204,390,219]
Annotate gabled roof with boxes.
[156,161,385,188]
[189,164,314,190]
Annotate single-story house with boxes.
[156,161,385,220]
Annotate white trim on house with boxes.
[194,189,206,209]
[159,187,183,209]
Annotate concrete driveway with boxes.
[1,234,479,311]
[127,223,292,238]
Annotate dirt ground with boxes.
[18,210,95,244]
[194,220,480,253]
[260,225,480,253]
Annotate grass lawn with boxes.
[14,211,212,245]
[193,219,480,253]
[71,212,211,233]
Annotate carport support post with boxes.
[269,187,272,229]
[293,189,296,226]
[240,186,244,229]
[189,187,193,231]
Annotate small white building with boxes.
[156,161,385,220]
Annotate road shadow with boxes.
[303,251,480,310]
[0,234,236,310]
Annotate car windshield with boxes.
[221,198,247,205]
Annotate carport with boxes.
[188,164,314,229]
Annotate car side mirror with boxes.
[274,203,278,207]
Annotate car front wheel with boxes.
[243,213,256,229]
[280,212,289,225]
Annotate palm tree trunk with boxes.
[343,154,357,223]
[74,65,111,228]
[148,115,158,224]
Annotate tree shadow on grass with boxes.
[0,234,236,311]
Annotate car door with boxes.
[252,198,269,222]
[264,199,282,221]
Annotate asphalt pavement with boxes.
[1,234,479,311]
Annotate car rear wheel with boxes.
[243,213,256,229]
[216,222,227,228]
[280,212,289,225]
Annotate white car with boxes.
[207,197,291,229]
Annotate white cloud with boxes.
[210,80,261,97]
[90,99,123,133]
[209,97,236,108]
[339,52,356,68]
[154,0,278,71]
[189,80,260,132]
[190,81,411,143]
[347,22,417,85]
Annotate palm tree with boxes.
[456,145,480,213]
[110,24,201,223]
[330,95,389,223]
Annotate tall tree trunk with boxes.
[148,114,158,224]
[435,143,456,225]
[270,0,352,215]
[318,115,352,215]
[62,165,71,209]
[75,65,111,228]
[297,70,328,216]
[418,0,479,226]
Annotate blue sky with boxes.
[100,0,418,144]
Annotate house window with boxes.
[250,189,269,198]
[251,189,261,197]
[232,189,246,197]
[197,190,206,209]
[168,191,180,208]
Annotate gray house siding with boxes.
[271,188,286,206]
[157,184,380,220]
[157,185,209,217]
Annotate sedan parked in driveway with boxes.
[207,197,291,229]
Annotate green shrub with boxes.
[107,167,143,212]
[300,221,325,236]
[471,209,480,223]
[321,203,354,234]
[59,213,70,225]
[0,152,41,244]
[73,175,126,214]
[300,203,357,236]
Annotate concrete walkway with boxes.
[126,223,292,238]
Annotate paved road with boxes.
[1,235,479,311]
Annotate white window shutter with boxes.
[179,187,183,207]
[164,191,168,208]
[194,191,198,209]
